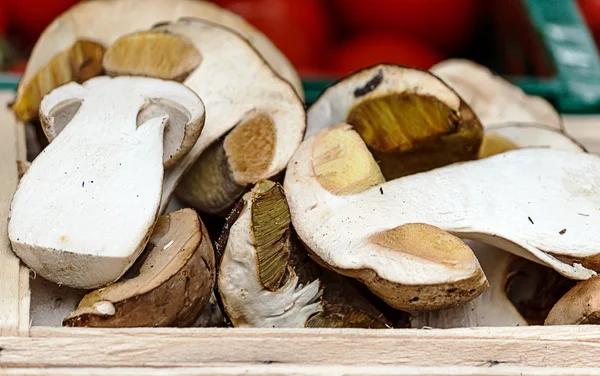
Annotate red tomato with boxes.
[212,0,333,71]
[0,0,7,35]
[6,0,80,45]
[326,33,445,76]
[331,0,482,53]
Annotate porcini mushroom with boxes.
[12,0,302,123]
[306,64,483,179]
[479,122,584,158]
[100,18,306,215]
[8,76,205,289]
[218,180,390,328]
[63,208,215,327]
[545,276,600,325]
[284,124,600,311]
[430,59,562,129]
[412,122,583,326]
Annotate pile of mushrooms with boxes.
[6,0,600,329]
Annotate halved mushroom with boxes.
[545,276,600,325]
[12,0,302,123]
[99,18,306,215]
[411,241,527,328]
[8,76,205,289]
[63,208,215,327]
[413,123,583,326]
[306,64,483,179]
[217,180,390,328]
[430,59,562,129]
[284,124,600,311]
[479,123,585,158]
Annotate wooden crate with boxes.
[3,91,600,376]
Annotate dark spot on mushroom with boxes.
[379,187,384,195]
[82,181,84,187]
[410,297,419,302]
[559,229,567,235]
[447,288,457,293]
[579,213,589,217]
[528,216,534,224]
[354,69,383,97]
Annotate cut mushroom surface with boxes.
[430,59,562,129]
[218,180,390,328]
[13,0,302,123]
[64,208,215,327]
[410,241,528,328]
[9,76,205,289]
[100,19,306,215]
[284,124,600,311]
[306,64,482,179]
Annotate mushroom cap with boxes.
[480,123,585,159]
[40,76,205,168]
[284,124,600,310]
[63,208,215,327]
[306,64,482,180]
[545,276,600,325]
[430,59,562,129]
[13,0,301,122]
[143,19,306,212]
[9,76,204,289]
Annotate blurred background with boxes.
[1,0,600,109]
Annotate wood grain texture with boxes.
[0,91,29,336]
[1,366,600,376]
[0,326,596,370]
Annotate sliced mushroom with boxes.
[545,276,600,325]
[410,241,528,328]
[100,19,306,215]
[284,124,600,311]
[306,64,483,179]
[479,122,584,159]
[8,76,205,289]
[430,59,562,129]
[63,208,215,327]
[12,0,302,123]
[412,122,583,327]
[217,180,390,328]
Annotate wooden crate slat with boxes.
[0,326,598,369]
[1,365,600,376]
[0,91,30,337]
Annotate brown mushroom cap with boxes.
[63,208,215,327]
[545,276,600,325]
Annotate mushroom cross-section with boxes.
[63,208,215,327]
[306,64,483,180]
[284,124,600,311]
[12,0,302,123]
[100,18,306,215]
[217,180,390,328]
[8,76,205,289]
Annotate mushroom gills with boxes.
[63,208,216,327]
[218,180,390,328]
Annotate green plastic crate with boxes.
[3,0,600,113]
